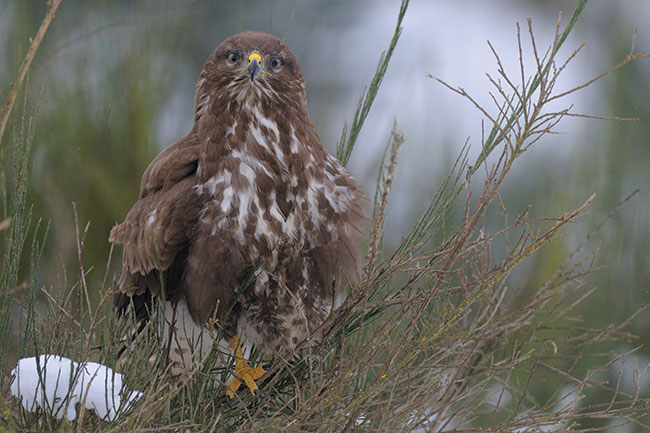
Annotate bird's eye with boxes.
[270,57,283,71]
[226,52,239,65]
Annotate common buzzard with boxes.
[110,31,365,401]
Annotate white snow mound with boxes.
[10,355,142,421]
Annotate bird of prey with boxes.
[110,31,365,402]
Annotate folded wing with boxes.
[110,134,201,302]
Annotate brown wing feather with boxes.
[110,133,201,299]
[110,176,198,275]
[139,132,200,198]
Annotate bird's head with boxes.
[194,31,307,121]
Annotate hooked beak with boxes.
[247,54,261,82]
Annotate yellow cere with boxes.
[248,52,262,64]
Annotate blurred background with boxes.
[1,0,648,431]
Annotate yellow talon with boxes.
[225,336,266,403]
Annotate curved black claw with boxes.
[225,395,233,408]
[254,388,262,404]
[262,364,271,371]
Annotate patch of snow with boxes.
[10,355,142,421]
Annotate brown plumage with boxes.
[110,32,365,365]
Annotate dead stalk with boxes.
[0,0,63,146]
